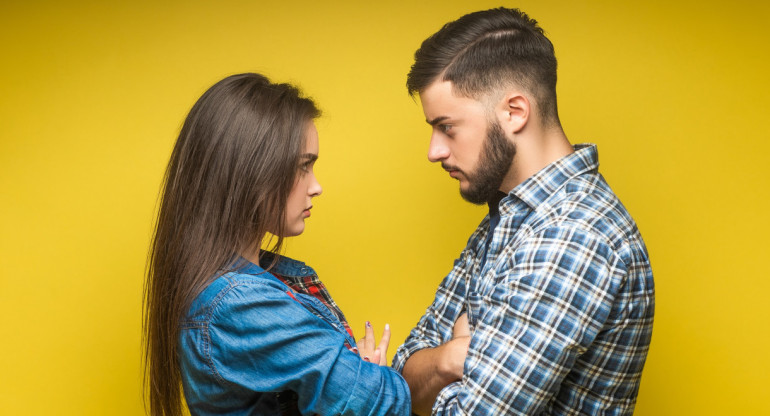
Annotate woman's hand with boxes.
[358,321,391,366]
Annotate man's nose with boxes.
[427,132,450,163]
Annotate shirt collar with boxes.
[507,143,599,210]
[487,191,507,217]
[237,252,317,278]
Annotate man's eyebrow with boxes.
[300,153,318,162]
[426,116,450,126]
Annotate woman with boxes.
[143,73,410,416]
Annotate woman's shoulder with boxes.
[182,253,320,321]
[183,268,286,322]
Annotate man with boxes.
[392,7,654,415]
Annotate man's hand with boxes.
[402,313,471,415]
[453,312,470,338]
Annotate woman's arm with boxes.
[205,281,411,416]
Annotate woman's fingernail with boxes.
[363,356,370,362]
[385,323,390,330]
[366,321,371,327]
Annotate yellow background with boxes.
[2,1,768,414]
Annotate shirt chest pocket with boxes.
[464,261,505,324]
[465,291,483,331]
[465,272,512,332]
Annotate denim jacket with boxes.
[178,255,411,415]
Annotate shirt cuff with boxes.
[341,357,411,415]
[433,381,464,416]
[392,339,437,373]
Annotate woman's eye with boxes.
[440,124,452,134]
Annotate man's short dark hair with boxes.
[407,7,560,125]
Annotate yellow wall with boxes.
[1,1,768,414]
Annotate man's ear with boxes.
[496,92,530,134]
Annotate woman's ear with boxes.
[496,92,530,134]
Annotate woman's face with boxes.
[283,122,322,237]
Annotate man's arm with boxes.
[391,236,481,413]
[401,314,470,415]
[392,249,472,359]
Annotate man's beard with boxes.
[457,121,516,205]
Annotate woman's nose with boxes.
[309,174,322,197]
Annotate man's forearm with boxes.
[401,337,469,415]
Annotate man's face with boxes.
[420,80,515,204]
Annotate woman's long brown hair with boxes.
[142,73,320,416]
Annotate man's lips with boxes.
[443,165,462,179]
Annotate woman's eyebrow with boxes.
[300,153,318,162]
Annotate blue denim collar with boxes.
[236,252,317,278]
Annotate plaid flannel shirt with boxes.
[393,144,654,415]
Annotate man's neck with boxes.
[500,128,573,193]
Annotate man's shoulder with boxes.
[529,171,643,251]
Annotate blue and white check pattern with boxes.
[393,144,654,415]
